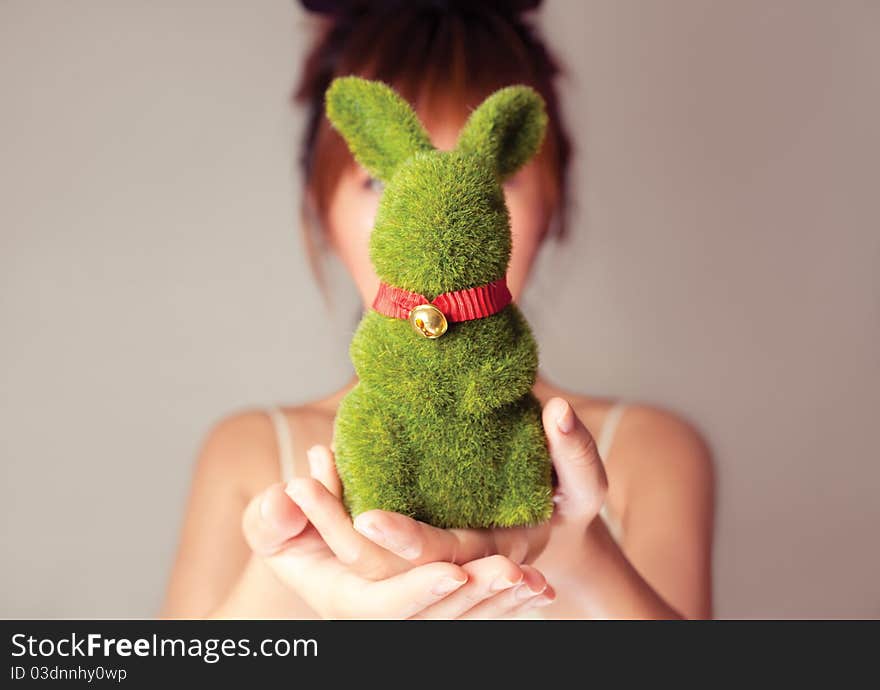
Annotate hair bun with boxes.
[299,0,542,18]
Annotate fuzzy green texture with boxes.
[326,76,553,528]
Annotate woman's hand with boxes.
[350,397,608,567]
[240,447,555,619]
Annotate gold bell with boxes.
[408,303,448,339]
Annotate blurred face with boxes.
[324,119,552,306]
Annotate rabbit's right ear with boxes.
[325,76,435,182]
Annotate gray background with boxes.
[1,1,877,618]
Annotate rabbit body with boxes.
[335,304,552,528]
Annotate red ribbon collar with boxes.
[372,276,512,323]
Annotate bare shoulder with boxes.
[194,408,281,500]
[200,408,276,459]
[196,396,340,500]
[613,403,713,476]
[608,403,715,515]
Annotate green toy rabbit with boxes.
[327,76,553,528]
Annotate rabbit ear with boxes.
[325,76,435,181]
[456,85,547,181]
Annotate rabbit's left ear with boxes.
[325,76,435,182]
[455,85,547,181]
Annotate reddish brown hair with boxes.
[292,1,573,281]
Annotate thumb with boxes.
[543,397,608,522]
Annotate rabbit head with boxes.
[324,76,547,300]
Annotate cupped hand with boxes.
[241,445,555,619]
[350,396,608,567]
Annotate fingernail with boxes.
[490,574,523,592]
[432,576,467,595]
[259,489,285,531]
[354,518,386,544]
[285,479,309,506]
[306,446,322,475]
[259,491,274,522]
[556,400,575,434]
[515,581,546,600]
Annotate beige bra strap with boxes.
[266,406,296,483]
[597,401,627,462]
[597,401,627,543]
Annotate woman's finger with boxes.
[338,562,469,619]
[503,581,557,619]
[410,555,523,619]
[457,564,553,620]
[242,483,309,556]
[543,397,608,522]
[353,511,493,564]
[353,510,549,565]
[285,477,409,578]
[306,444,343,498]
